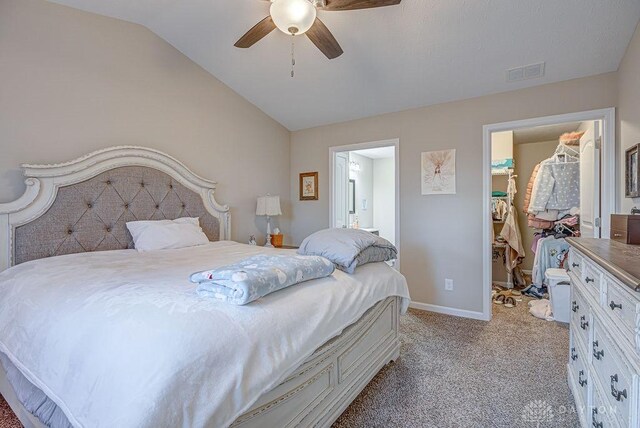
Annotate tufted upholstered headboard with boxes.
[0,147,230,271]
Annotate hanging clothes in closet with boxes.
[499,173,525,275]
[525,132,583,225]
[528,159,580,212]
[531,235,570,286]
[524,132,583,289]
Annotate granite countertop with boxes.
[566,238,640,292]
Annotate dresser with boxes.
[566,238,640,427]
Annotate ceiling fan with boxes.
[234,0,402,60]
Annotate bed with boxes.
[0,146,410,428]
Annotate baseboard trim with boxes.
[409,301,488,321]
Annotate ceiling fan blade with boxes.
[306,18,343,59]
[322,0,401,11]
[234,16,277,48]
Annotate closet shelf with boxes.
[492,170,512,176]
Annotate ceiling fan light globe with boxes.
[270,0,317,35]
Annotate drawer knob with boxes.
[610,374,628,402]
[585,277,595,284]
[609,300,623,311]
[580,315,589,330]
[570,347,578,361]
[572,262,579,268]
[578,370,587,387]
[592,408,603,428]
[593,340,604,360]
[613,233,623,238]
[571,301,579,312]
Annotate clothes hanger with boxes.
[553,142,580,163]
[554,222,578,236]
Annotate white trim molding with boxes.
[409,301,487,321]
[0,146,230,272]
[482,108,616,321]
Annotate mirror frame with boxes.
[348,179,356,214]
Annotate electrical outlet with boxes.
[445,278,454,291]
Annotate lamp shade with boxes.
[270,0,317,35]
[256,195,282,216]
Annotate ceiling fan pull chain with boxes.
[290,34,296,78]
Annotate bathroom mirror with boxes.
[348,179,356,214]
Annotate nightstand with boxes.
[278,245,299,249]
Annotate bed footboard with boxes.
[231,296,401,428]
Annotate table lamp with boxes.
[256,194,282,247]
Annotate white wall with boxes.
[373,157,395,245]
[619,21,640,213]
[348,153,374,228]
[0,0,291,244]
[290,72,618,313]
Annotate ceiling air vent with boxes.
[506,62,545,82]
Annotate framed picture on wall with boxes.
[299,172,319,200]
[626,144,640,198]
[421,149,456,195]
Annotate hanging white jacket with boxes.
[529,157,580,213]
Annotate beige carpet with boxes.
[0,395,19,428]
[0,299,577,428]
[333,299,578,428]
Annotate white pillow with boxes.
[126,217,209,251]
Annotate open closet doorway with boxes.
[329,139,400,268]
[482,108,615,321]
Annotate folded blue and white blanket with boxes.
[297,228,397,274]
[190,254,335,305]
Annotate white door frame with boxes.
[482,108,616,321]
[329,139,401,269]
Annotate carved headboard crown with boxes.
[0,146,230,271]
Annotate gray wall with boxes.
[0,0,291,244]
[619,21,640,214]
[290,72,618,313]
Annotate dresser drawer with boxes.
[605,276,640,348]
[582,261,603,297]
[569,327,590,409]
[592,321,637,427]
[569,249,584,278]
[592,378,621,428]
[571,285,592,349]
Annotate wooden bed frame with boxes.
[0,146,402,427]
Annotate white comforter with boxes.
[0,241,410,428]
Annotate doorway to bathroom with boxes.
[329,139,400,268]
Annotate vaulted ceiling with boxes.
[48,0,640,130]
